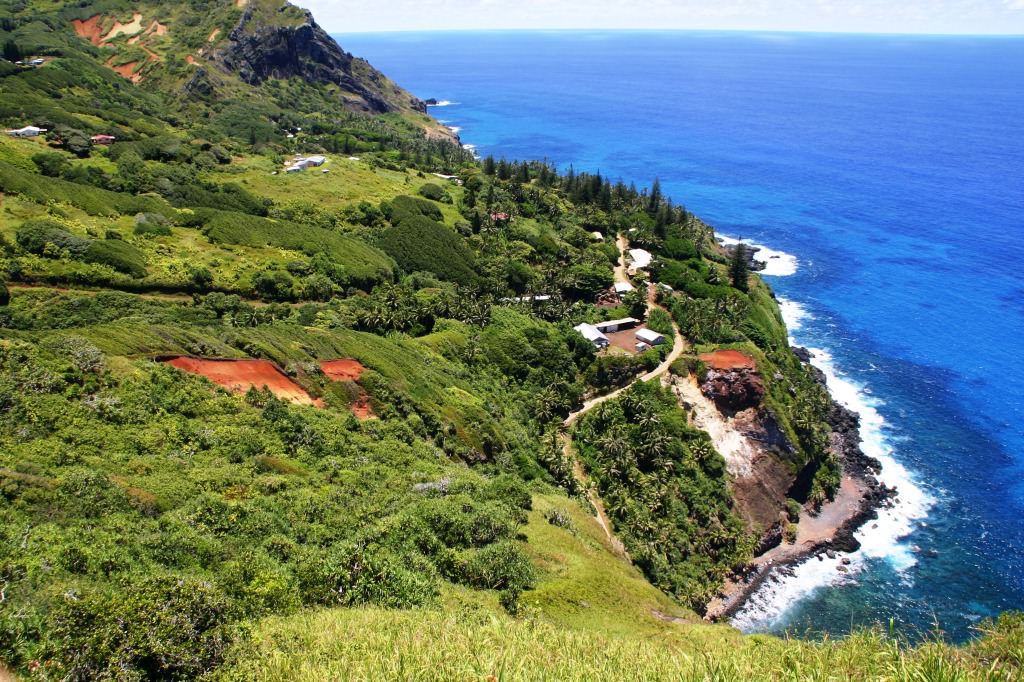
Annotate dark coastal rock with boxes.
[211,2,425,114]
[701,367,766,413]
[754,521,785,556]
[792,346,813,363]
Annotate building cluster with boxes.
[573,316,666,353]
[285,155,328,173]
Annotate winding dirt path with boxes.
[559,233,685,555]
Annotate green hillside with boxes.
[0,2,1020,680]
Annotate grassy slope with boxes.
[221,492,1024,681]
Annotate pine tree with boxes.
[730,243,750,292]
[647,177,662,215]
[3,40,20,63]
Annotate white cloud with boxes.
[300,0,1024,33]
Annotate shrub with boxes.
[134,212,172,237]
[294,543,437,608]
[385,194,443,224]
[16,219,147,277]
[47,576,232,680]
[86,238,148,278]
[16,219,89,256]
[418,182,447,202]
[0,159,174,217]
[461,541,535,592]
[786,498,802,523]
[32,151,68,177]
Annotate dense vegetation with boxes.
[573,381,754,609]
[0,1,1018,680]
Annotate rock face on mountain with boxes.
[210,3,425,114]
[701,367,766,415]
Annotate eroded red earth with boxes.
[163,357,323,407]
[699,349,757,371]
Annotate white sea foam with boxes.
[718,234,799,277]
[448,126,462,134]
[730,322,935,632]
[777,298,811,331]
[428,100,457,107]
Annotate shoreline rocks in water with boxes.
[703,346,896,622]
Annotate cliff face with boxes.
[211,3,425,114]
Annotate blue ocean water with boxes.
[337,31,1024,641]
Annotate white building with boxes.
[6,126,46,138]
[629,248,653,270]
[304,155,327,167]
[285,164,304,173]
[635,328,667,346]
[595,317,639,334]
[613,281,634,297]
[574,323,610,350]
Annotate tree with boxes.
[730,242,750,292]
[3,40,20,63]
[647,178,662,216]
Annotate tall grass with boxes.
[217,608,1023,681]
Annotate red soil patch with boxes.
[148,21,168,36]
[320,358,366,382]
[320,359,375,420]
[71,15,104,46]
[163,357,323,407]
[350,395,374,420]
[700,350,757,371]
[186,55,198,65]
[107,58,143,83]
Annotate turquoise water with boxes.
[337,30,1024,641]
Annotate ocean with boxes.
[337,30,1024,641]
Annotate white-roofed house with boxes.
[574,323,610,350]
[613,281,634,297]
[594,317,639,334]
[635,328,667,346]
[6,126,46,137]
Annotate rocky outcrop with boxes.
[210,2,425,114]
[700,367,765,414]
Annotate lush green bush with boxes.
[85,237,148,278]
[385,194,444,224]
[378,216,479,287]
[0,159,175,217]
[418,182,448,202]
[47,575,233,680]
[16,218,148,277]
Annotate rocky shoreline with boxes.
[704,346,898,622]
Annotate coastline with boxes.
[705,360,896,621]
[701,239,899,624]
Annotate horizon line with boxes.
[331,27,1024,38]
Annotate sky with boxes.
[303,0,1024,34]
